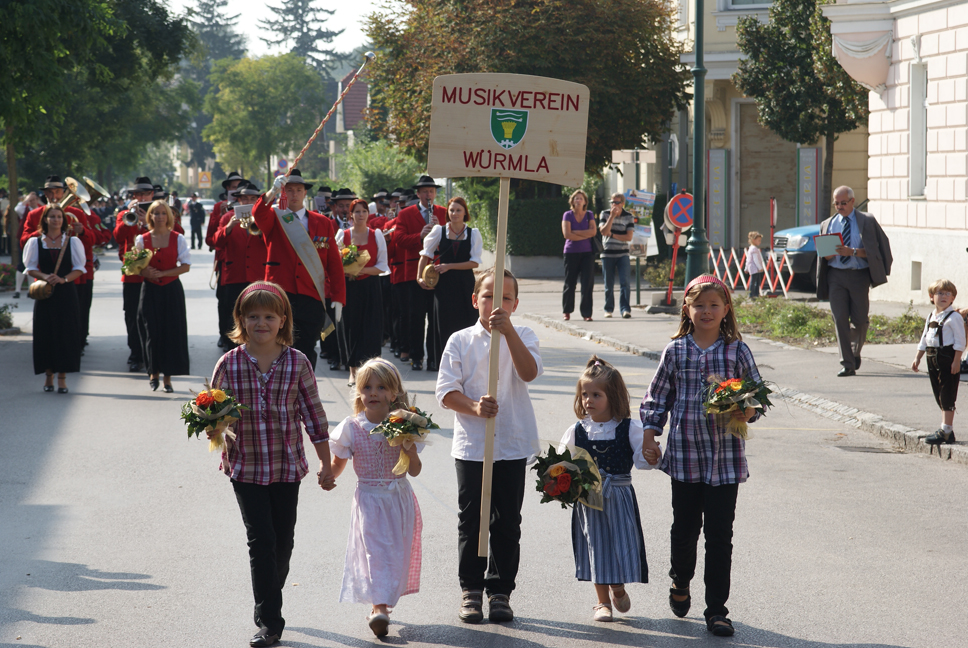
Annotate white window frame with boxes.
[726,0,772,8]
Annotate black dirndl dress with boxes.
[137,232,190,376]
[32,236,83,375]
[340,229,384,369]
[432,229,479,366]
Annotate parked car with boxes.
[772,224,821,290]
[198,198,216,216]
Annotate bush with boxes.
[340,139,424,199]
[473,197,570,257]
[643,259,685,288]
[0,304,13,330]
[0,263,14,287]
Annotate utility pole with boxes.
[684,0,710,283]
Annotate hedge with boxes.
[470,197,571,257]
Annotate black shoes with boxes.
[837,368,856,377]
[411,360,423,371]
[163,384,174,393]
[487,594,514,623]
[149,378,159,391]
[57,387,69,394]
[128,361,143,373]
[329,360,341,371]
[43,385,54,392]
[249,628,280,647]
[855,356,862,370]
[925,429,956,445]
[669,585,691,617]
[706,615,735,636]
[426,362,439,372]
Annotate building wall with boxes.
[866,3,968,303]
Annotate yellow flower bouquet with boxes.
[702,375,774,440]
[371,405,439,475]
[121,247,153,276]
[341,244,371,278]
[180,380,249,452]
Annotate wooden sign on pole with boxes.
[428,73,589,557]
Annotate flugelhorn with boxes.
[234,204,259,236]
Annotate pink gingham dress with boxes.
[329,412,423,606]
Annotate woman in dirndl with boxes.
[415,197,482,368]
[136,200,191,392]
[23,204,86,393]
[340,199,389,386]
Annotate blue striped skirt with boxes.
[571,474,648,584]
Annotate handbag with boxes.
[27,235,70,301]
[592,236,604,255]
[421,263,440,289]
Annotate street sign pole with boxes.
[684,0,709,284]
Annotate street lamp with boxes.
[684,0,710,284]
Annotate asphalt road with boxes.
[1,250,967,648]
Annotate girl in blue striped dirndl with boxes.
[560,356,659,623]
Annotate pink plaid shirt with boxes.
[212,345,329,485]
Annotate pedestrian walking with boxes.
[599,193,634,318]
[560,355,657,623]
[561,189,597,321]
[435,267,542,624]
[188,192,206,250]
[911,279,965,445]
[744,231,765,299]
[210,282,336,648]
[329,358,423,638]
[639,274,763,638]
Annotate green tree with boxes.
[340,139,423,200]
[203,54,327,188]
[259,0,345,74]
[734,0,869,212]
[365,0,690,174]
[182,0,248,171]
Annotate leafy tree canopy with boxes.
[365,0,690,174]
[203,54,327,189]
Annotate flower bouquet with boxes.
[180,380,249,452]
[341,243,371,278]
[370,405,439,475]
[531,445,603,510]
[702,375,774,440]
[121,247,153,276]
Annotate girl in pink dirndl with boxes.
[330,358,423,638]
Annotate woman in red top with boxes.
[136,201,191,392]
[340,199,389,385]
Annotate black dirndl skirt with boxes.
[341,275,383,368]
[138,278,190,376]
[32,282,83,375]
[434,268,477,358]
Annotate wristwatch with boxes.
[852,248,856,256]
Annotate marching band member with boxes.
[251,169,346,370]
[391,175,446,372]
[78,204,113,348]
[212,181,268,351]
[19,176,91,251]
[315,186,333,216]
[330,188,356,232]
[208,171,244,348]
[114,176,156,372]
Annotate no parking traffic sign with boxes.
[665,192,694,231]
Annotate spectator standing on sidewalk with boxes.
[911,279,964,445]
[744,232,765,299]
[561,189,597,322]
[817,186,893,377]
[599,193,635,319]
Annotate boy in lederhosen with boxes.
[912,279,965,445]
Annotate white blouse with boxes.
[134,232,192,265]
[339,228,389,274]
[558,417,652,470]
[419,224,483,264]
[23,235,86,273]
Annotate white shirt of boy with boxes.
[436,320,543,462]
[917,305,967,351]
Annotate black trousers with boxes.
[77,280,93,343]
[190,223,203,249]
[287,292,324,370]
[456,458,526,596]
[669,479,739,620]
[122,282,143,363]
[928,347,959,411]
[562,251,595,318]
[391,281,411,355]
[407,280,436,362]
[219,282,247,346]
[232,479,300,637]
[380,275,393,346]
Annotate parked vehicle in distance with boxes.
[772,224,821,291]
[198,198,216,216]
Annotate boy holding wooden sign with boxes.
[435,268,542,623]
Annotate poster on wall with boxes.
[706,149,728,248]
[797,147,821,225]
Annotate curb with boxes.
[521,312,968,465]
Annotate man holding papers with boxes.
[816,186,893,377]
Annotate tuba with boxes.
[83,176,110,202]
[58,177,92,216]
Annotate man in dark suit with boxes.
[817,185,893,376]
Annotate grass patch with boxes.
[733,297,923,347]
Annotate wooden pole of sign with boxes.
[478,175,511,557]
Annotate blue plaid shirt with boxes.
[640,335,761,486]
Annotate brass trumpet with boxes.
[123,202,151,227]
[234,204,260,237]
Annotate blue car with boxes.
[772,224,821,290]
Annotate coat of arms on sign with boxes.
[490,109,529,150]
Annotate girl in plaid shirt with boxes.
[210,282,336,648]
[639,275,762,638]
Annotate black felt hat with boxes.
[236,182,262,197]
[44,175,65,189]
[413,175,442,189]
[332,187,358,202]
[317,186,333,197]
[133,177,154,192]
[372,188,389,199]
[221,171,244,189]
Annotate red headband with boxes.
[684,274,731,302]
[240,282,285,301]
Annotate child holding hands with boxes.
[639,275,762,638]
[210,282,336,648]
[435,267,543,624]
[329,358,423,638]
[561,356,658,622]
[911,279,965,445]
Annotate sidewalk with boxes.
[515,278,967,464]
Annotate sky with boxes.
[163,0,383,58]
